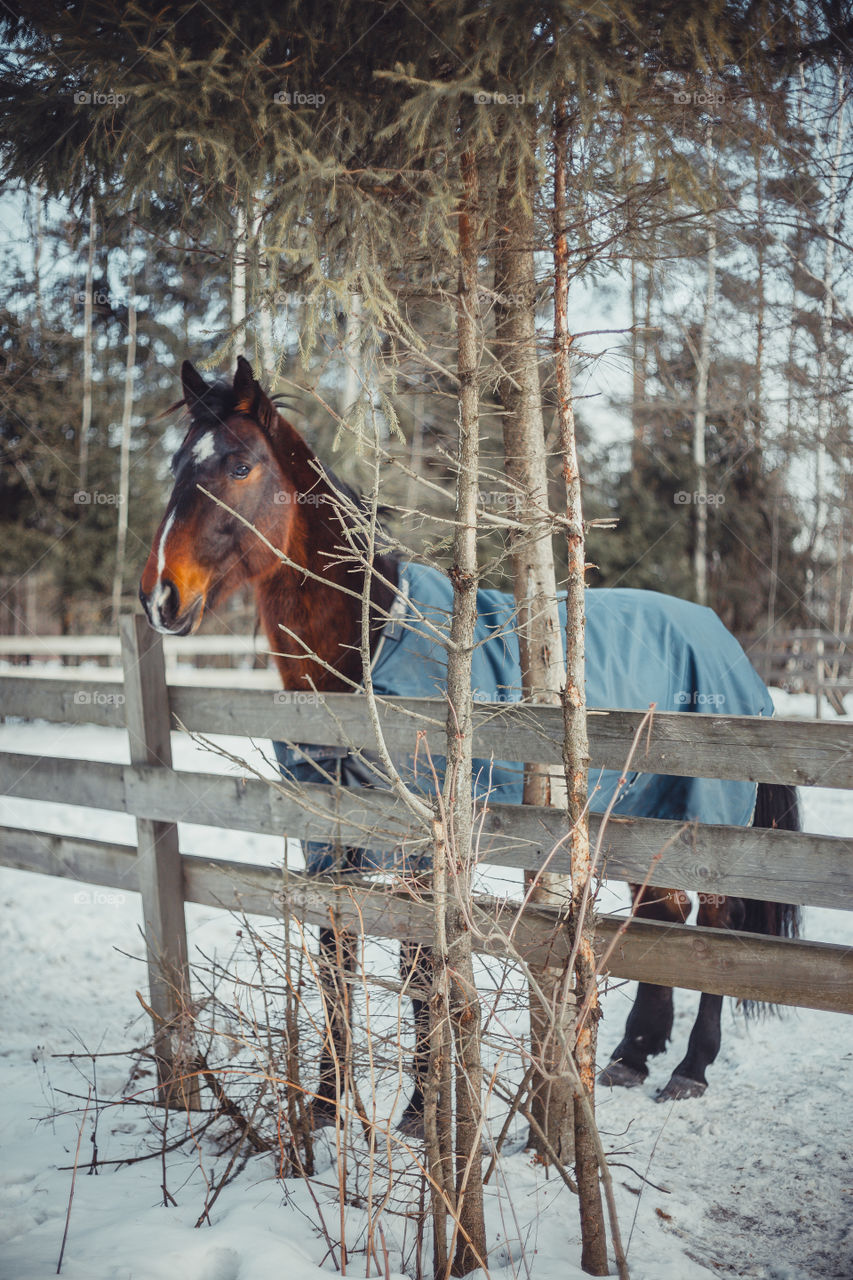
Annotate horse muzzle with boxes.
[138,578,204,636]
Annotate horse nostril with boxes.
[158,578,180,623]
[141,577,180,630]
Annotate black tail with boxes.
[743,783,801,940]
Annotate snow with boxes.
[0,688,851,1279]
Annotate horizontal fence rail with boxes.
[742,629,853,718]
[1,656,852,1021]
[0,749,851,912]
[0,634,264,657]
[2,826,850,1014]
[2,673,853,790]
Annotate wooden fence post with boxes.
[120,614,199,1108]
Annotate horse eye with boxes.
[231,462,251,479]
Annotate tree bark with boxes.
[251,196,276,378]
[630,256,644,474]
[554,98,608,1276]
[31,186,44,337]
[426,812,454,1280]
[754,141,765,443]
[341,288,363,420]
[812,65,846,557]
[494,164,573,1164]
[112,237,136,623]
[429,145,488,1279]
[692,131,716,608]
[232,201,248,342]
[79,195,96,491]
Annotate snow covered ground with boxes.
[0,687,850,1279]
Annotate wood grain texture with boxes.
[166,688,853,789]
[1,827,849,1013]
[3,674,852,788]
[119,616,198,1106]
[0,673,126,727]
[1,750,849,910]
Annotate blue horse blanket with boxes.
[274,561,773,870]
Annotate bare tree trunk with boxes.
[833,511,844,634]
[441,146,487,1279]
[630,256,643,473]
[426,146,488,1279]
[629,226,652,478]
[407,387,425,512]
[251,197,276,378]
[767,493,780,637]
[31,186,44,337]
[692,135,716,608]
[426,815,454,1279]
[232,202,248,343]
[494,166,573,1164]
[773,183,806,632]
[341,289,363,419]
[79,195,96,490]
[755,140,777,640]
[812,66,846,558]
[554,99,607,1276]
[754,142,765,444]
[111,239,137,623]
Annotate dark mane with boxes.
[183,377,243,431]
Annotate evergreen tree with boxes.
[1,4,851,1272]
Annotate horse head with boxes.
[139,357,309,634]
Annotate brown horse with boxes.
[140,356,427,1131]
[139,358,800,1127]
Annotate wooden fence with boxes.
[4,627,851,707]
[0,631,267,667]
[0,618,851,1090]
[744,629,853,718]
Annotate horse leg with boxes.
[656,894,737,1101]
[599,886,690,1088]
[397,939,432,1138]
[314,924,357,1127]
[657,785,802,1101]
[655,993,723,1100]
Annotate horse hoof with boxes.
[396,1109,425,1141]
[656,1074,707,1102]
[598,1060,647,1089]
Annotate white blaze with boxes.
[191,433,216,465]
[149,508,177,631]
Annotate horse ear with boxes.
[233,356,255,410]
[234,355,280,436]
[181,360,209,408]
[255,384,279,437]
